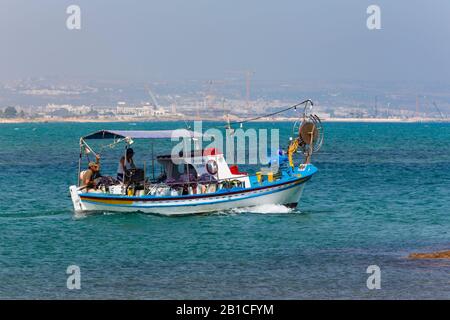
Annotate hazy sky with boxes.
[1,0,449,83]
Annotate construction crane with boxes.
[146,85,159,109]
[415,95,420,118]
[374,96,378,118]
[226,70,255,109]
[244,70,254,109]
[432,101,446,120]
[199,79,229,119]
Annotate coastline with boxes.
[1,117,449,124]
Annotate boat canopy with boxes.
[82,129,202,140]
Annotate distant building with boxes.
[116,102,166,118]
[45,103,91,115]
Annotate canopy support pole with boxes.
[124,144,128,185]
[151,142,155,181]
[77,139,82,186]
[143,160,146,192]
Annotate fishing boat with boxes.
[69,100,323,215]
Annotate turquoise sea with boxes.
[0,121,449,299]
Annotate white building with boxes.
[45,104,91,115]
[116,102,166,117]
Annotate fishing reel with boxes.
[290,100,324,164]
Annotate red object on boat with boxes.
[229,165,247,175]
[203,148,220,156]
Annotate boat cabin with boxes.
[156,148,250,189]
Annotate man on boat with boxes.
[180,164,198,194]
[81,154,101,191]
[117,148,136,182]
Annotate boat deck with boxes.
[79,165,317,201]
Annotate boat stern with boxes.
[69,185,86,213]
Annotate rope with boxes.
[226,99,313,127]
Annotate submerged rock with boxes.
[409,250,450,260]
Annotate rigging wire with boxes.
[80,99,315,156]
[226,99,313,128]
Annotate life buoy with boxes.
[206,159,218,175]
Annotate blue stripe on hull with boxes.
[82,177,308,209]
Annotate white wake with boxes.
[231,204,294,214]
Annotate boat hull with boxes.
[70,176,310,216]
